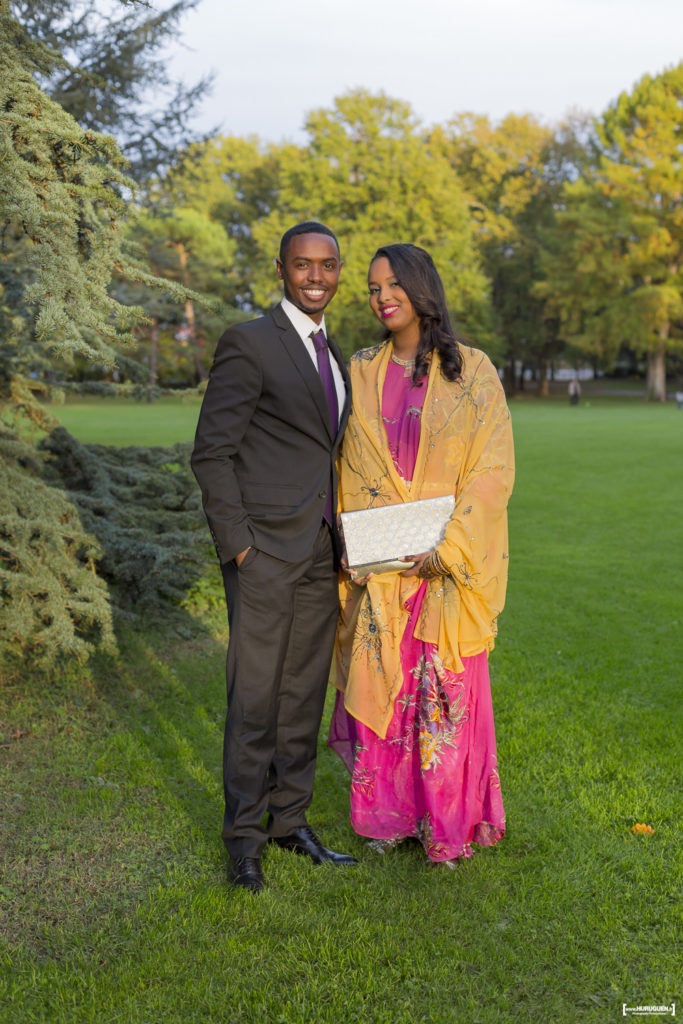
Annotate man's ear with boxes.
[275,258,283,280]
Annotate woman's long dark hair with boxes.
[370,243,464,384]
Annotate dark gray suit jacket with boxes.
[191,304,351,565]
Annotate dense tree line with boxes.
[126,75,682,400]
[1,0,681,673]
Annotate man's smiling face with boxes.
[276,232,342,324]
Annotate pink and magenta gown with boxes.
[331,360,505,862]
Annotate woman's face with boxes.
[368,257,420,339]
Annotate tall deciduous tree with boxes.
[256,91,495,359]
[431,112,592,394]
[537,65,683,400]
[177,93,494,359]
[128,205,237,384]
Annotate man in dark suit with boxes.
[192,222,356,892]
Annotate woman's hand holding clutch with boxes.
[400,551,432,577]
[402,549,449,579]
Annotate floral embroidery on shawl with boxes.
[334,342,514,740]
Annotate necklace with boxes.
[390,352,416,378]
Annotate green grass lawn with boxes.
[48,394,204,445]
[1,401,681,1023]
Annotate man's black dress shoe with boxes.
[272,825,358,866]
[230,856,264,892]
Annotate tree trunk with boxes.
[175,242,208,383]
[503,359,516,397]
[147,316,158,403]
[537,356,549,397]
[183,299,206,382]
[646,331,667,402]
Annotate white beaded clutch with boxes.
[340,494,455,576]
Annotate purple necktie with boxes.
[311,330,339,433]
[311,329,339,525]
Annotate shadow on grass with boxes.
[0,598,366,964]
[0,604,231,959]
[2,594,679,1023]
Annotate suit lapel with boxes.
[328,334,351,445]
[271,305,334,442]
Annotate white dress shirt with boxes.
[280,298,346,425]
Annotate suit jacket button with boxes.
[319,490,327,499]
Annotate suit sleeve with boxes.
[191,325,262,563]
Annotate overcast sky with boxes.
[168,0,682,142]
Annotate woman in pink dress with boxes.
[331,244,514,866]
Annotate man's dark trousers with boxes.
[220,522,338,859]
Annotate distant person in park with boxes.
[330,243,514,867]
[568,378,581,405]
[192,222,356,892]
[675,390,683,410]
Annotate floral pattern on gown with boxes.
[348,585,505,861]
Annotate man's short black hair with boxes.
[279,221,340,263]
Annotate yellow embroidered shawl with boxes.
[334,341,514,739]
